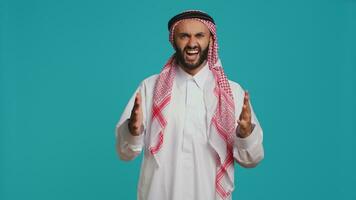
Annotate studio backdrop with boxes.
[1,0,355,200]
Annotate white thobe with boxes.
[115,62,264,200]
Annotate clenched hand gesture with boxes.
[237,91,253,138]
[128,92,143,136]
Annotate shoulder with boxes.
[139,74,159,90]
[142,74,159,84]
[228,79,247,106]
[228,79,245,95]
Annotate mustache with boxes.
[184,47,201,51]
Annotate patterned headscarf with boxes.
[148,10,236,199]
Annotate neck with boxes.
[178,60,208,76]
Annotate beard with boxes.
[174,43,209,70]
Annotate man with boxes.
[115,10,264,200]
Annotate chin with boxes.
[183,62,201,70]
[183,57,202,68]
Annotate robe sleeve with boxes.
[232,88,264,168]
[115,81,147,161]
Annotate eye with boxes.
[196,33,205,38]
[180,34,189,39]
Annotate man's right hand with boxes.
[128,92,143,136]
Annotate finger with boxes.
[136,92,143,115]
[238,119,249,127]
[131,122,140,131]
[131,95,139,119]
[242,113,251,122]
[137,92,142,106]
[134,92,140,106]
[237,119,251,135]
[237,119,241,124]
[240,92,249,115]
[237,118,248,125]
[243,90,249,105]
[239,105,245,120]
[132,92,141,111]
[244,91,252,114]
[240,105,251,121]
[239,102,251,122]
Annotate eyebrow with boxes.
[178,32,206,36]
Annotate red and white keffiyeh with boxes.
[148,11,236,199]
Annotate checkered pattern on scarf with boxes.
[148,11,236,199]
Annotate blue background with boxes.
[1,0,355,199]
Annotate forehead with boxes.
[174,19,210,34]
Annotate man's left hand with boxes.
[237,91,253,138]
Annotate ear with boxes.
[209,35,213,45]
[172,40,177,50]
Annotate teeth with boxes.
[187,50,199,54]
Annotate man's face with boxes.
[173,19,212,70]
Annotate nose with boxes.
[187,37,198,49]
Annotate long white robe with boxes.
[115,62,264,200]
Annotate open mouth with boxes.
[185,49,200,62]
